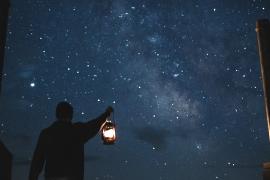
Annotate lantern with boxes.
[101,114,116,145]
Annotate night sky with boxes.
[1,0,270,179]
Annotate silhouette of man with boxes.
[29,102,113,180]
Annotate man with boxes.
[29,102,113,180]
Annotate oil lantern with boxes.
[101,113,116,145]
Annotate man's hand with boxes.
[105,106,114,114]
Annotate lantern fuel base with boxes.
[101,112,116,145]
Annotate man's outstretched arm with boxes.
[29,131,46,180]
[75,106,113,143]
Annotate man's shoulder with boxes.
[39,122,56,136]
[39,127,50,137]
[72,122,84,128]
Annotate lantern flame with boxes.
[103,128,116,139]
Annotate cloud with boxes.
[18,64,37,79]
[13,154,102,167]
[1,133,32,147]
[85,155,102,163]
[132,126,171,151]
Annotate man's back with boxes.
[42,121,85,180]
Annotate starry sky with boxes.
[1,0,270,179]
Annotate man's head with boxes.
[56,101,73,122]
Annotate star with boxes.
[30,82,35,87]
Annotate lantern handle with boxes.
[111,111,116,124]
[100,111,115,131]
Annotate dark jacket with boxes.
[29,111,110,180]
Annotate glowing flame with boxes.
[103,128,116,139]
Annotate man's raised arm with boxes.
[75,106,113,143]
